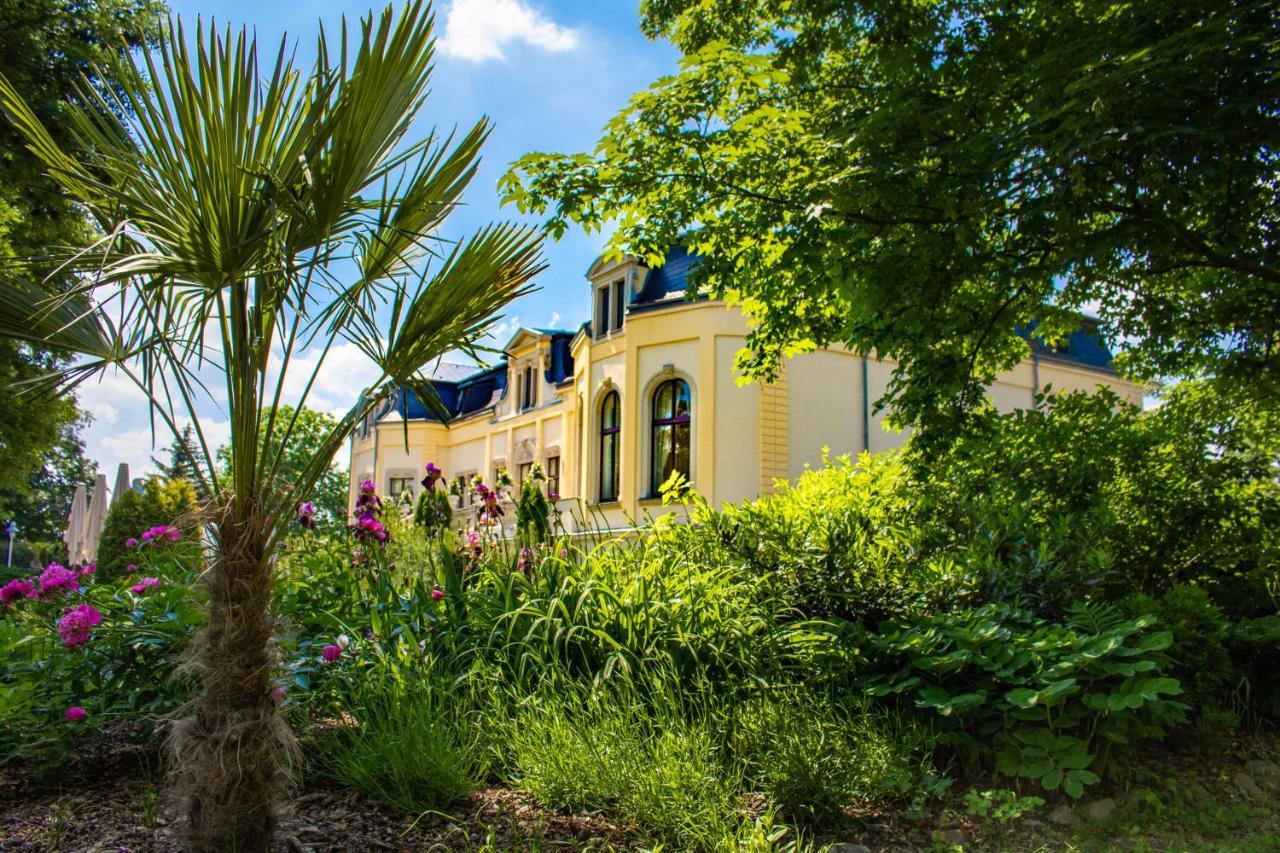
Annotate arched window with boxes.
[650,378,691,494]
[599,391,620,501]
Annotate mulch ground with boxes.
[2,727,1277,852]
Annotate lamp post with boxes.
[4,521,15,569]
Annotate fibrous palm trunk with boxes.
[171,501,294,851]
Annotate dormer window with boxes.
[595,279,626,337]
[519,363,537,410]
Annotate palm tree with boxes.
[0,4,543,848]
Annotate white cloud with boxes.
[266,341,385,419]
[547,311,562,328]
[439,0,580,62]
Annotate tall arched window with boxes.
[650,378,691,494]
[599,391,621,501]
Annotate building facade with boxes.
[348,247,1143,529]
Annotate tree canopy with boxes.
[505,0,1279,441]
[0,0,162,518]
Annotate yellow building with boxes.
[348,247,1142,529]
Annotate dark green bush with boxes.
[1121,585,1234,714]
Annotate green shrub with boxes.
[863,601,1186,797]
[96,477,201,582]
[0,548,202,770]
[1122,585,1234,714]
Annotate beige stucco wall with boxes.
[348,286,1144,529]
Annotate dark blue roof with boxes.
[377,329,575,423]
[1018,320,1115,371]
[634,245,696,305]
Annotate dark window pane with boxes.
[673,424,690,478]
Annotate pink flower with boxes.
[79,562,95,577]
[431,586,444,601]
[126,563,137,572]
[517,547,535,571]
[38,563,80,597]
[352,513,388,545]
[124,538,138,549]
[0,578,35,604]
[66,706,87,723]
[130,577,160,595]
[58,604,103,648]
[321,644,342,662]
[296,501,317,530]
[466,531,483,558]
[273,686,287,701]
[141,525,182,546]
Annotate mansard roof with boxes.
[376,327,576,424]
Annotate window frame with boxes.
[598,390,621,502]
[649,378,691,496]
[545,454,561,498]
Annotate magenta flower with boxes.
[321,644,342,662]
[79,562,96,577]
[466,531,483,558]
[58,604,103,648]
[351,514,388,545]
[141,525,182,546]
[124,537,138,549]
[130,577,160,595]
[66,706,87,723]
[126,563,138,572]
[38,563,80,597]
[0,578,35,604]
[296,501,317,530]
[431,586,444,601]
[421,462,444,490]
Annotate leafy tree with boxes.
[0,409,97,573]
[215,406,349,523]
[0,5,544,848]
[0,1,163,489]
[504,0,1279,443]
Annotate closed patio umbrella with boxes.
[64,484,88,564]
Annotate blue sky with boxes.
[78,0,678,477]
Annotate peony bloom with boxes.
[130,577,160,595]
[321,644,342,662]
[79,562,95,577]
[124,538,138,549]
[431,586,444,601]
[38,563,80,597]
[66,706,87,723]
[58,604,103,648]
[141,525,182,547]
[0,578,35,604]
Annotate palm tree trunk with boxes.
[171,503,293,851]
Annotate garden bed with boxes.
[2,729,1276,852]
